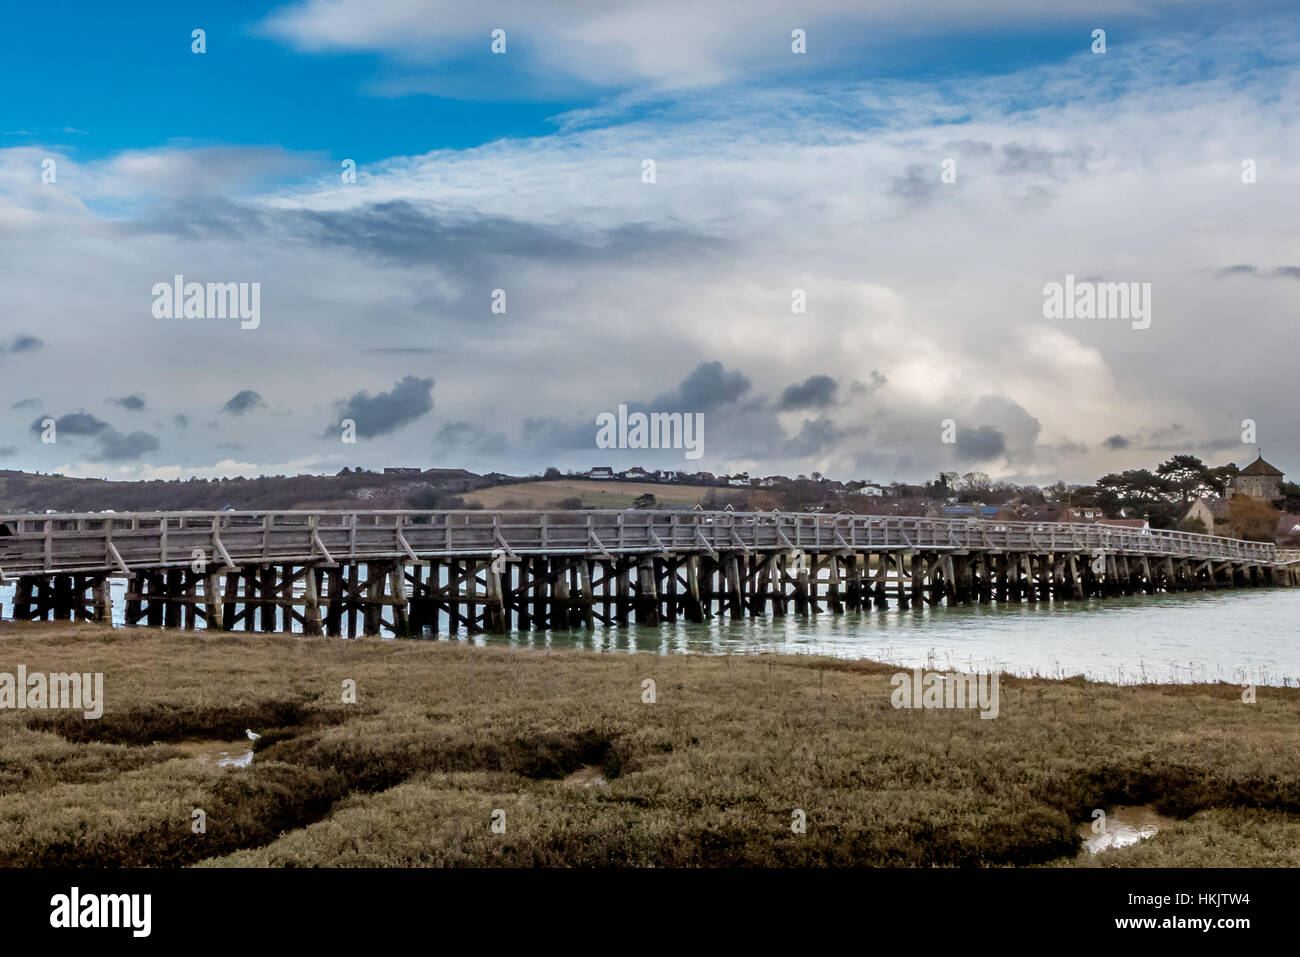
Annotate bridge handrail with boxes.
[0,508,1279,577]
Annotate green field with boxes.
[1,620,1298,866]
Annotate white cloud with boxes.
[5,15,1300,482]
[260,0,1231,91]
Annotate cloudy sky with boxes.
[2,0,1298,485]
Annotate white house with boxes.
[586,467,614,480]
[856,483,885,497]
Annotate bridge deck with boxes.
[0,509,1281,578]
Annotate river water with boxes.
[482,588,1300,687]
[3,579,1297,686]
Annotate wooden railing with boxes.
[0,510,1280,578]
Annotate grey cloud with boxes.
[10,398,41,410]
[95,430,161,462]
[779,374,839,411]
[222,390,266,416]
[327,375,434,438]
[781,416,862,458]
[946,139,994,156]
[435,421,509,455]
[849,370,888,398]
[174,414,191,428]
[109,394,147,411]
[999,143,1087,179]
[127,200,724,279]
[520,415,597,451]
[29,412,110,437]
[1215,264,1257,278]
[0,334,45,359]
[515,361,755,458]
[955,426,1006,462]
[1104,424,1239,455]
[892,164,939,205]
[1213,264,1300,280]
[649,361,751,412]
[969,395,1040,452]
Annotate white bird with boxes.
[245,729,262,741]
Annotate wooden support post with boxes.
[363,564,383,636]
[447,561,460,637]
[512,559,525,630]
[684,556,705,623]
[636,556,659,625]
[181,572,198,629]
[146,573,165,627]
[578,559,595,629]
[323,567,343,636]
[1068,554,1083,599]
[723,553,743,618]
[51,575,71,621]
[14,578,34,620]
[92,575,113,623]
[942,556,957,605]
[615,558,630,625]
[770,554,787,618]
[484,560,505,634]
[845,554,860,611]
[1003,554,1016,601]
[828,554,843,613]
[665,556,679,623]
[203,571,222,630]
[257,565,275,632]
[301,565,324,635]
[548,558,567,629]
[219,570,237,631]
[384,561,407,637]
[793,554,809,616]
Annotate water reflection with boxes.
[6,579,1297,686]
[468,589,1300,687]
[1081,805,1171,853]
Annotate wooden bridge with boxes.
[0,509,1293,637]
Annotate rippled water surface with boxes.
[5,580,1297,685]
[476,588,1300,686]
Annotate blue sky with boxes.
[1,3,577,162]
[1,2,1242,163]
[2,1,1299,485]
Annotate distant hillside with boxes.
[0,468,490,514]
[463,479,750,510]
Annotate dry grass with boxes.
[1,620,1297,867]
